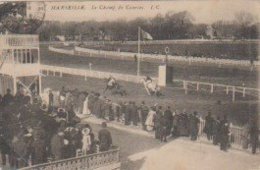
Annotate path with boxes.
[83,116,260,170]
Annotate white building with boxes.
[0,34,41,95]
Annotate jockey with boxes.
[145,76,153,83]
[107,76,116,86]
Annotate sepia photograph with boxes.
[0,0,259,170]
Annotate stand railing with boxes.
[19,147,120,170]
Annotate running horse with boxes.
[104,76,127,96]
[141,76,162,97]
[104,76,117,92]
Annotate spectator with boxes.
[154,106,163,140]
[48,90,54,112]
[190,111,200,141]
[145,106,156,131]
[160,111,168,142]
[242,122,250,150]
[131,102,138,126]
[2,89,14,107]
[81,127,92,155]
[212,116,221,145]
[51,130,65,160]
[98,122,112,152]
[32,134,47,165]
[204,112,214,141]
[10,134,27,169]
[124,102,131,125]
[219,116,230,151]
[139,101,149,130]
[164,106,173,136]
[249,118,259,154]
[0,128,11,167]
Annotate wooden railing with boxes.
[199,119,246,147]
[19,147,120,170]
[0,34,39,48]
[49,46,75,55]
[41,64,143,83]
[40,64,259,101]
[178,79,260,101]
[72,46,260,67]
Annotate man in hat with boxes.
[2,88,14,107]
[190,111,200,141]
[131,102,138,126]
[249,117,259,154]
[154,106,163,140]
[204,112,214,141]
[98,122,112,152]
[48,90,54,112]
[0,127,11,167]
[139,101,149,130]
[51,129,65,160]
[164,106,173,136]
[124,102,131,125]
[219,116,230,151]
[32,133,47,165]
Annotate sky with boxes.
[43,0,260,24]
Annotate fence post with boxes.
[196,82,199,91]
[46,70,49,76]
[243,88,246,97]
[232,86,235,102]
[60,71,62,77]
[226,86,229,95]
[210,84,214,93]
[184,81,188,94]
[84,72,87,81]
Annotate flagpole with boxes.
[137,27,140,77]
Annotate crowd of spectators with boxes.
[0,88,113,169]
[48,86,259,154]
[0,85,258,169]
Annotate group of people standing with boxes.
[0,88,114,169]
[203,112,259,153]
[50,86,258,154]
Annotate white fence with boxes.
[48,46,74,55]
[41,65,147,83]
[48,45,260,67]
[179,80,260,101]
[73,46,260,67]
[40,64,259,101]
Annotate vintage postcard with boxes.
[0,0,259,170]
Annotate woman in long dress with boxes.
[145,107,156,131]
[82,96,91,115]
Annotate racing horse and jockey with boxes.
[141,76,162,97]
[104,76,127,96]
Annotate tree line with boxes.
[1,9,258,41]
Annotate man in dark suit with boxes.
[98,122,112,152]
[2,88,14,107]
[139,101,149,130]
[164,106,173,136]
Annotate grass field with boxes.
[83,40,258,60]
[41,45,258,88]
[42,75,258,126]
[40,43,259,126]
